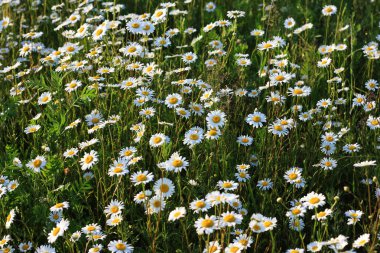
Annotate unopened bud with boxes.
[276,197,283,203]
[334,196,340,202]
[344,186,350,192]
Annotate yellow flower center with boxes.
[195,201,205,208]
[153,136,162,144]
[33,159,42,167]
[172,160,183,167]
[212,116,221,123]
[309,197,320,204]
[85,155,93,164]
[190,134,199,140]
[136,174,147,182]
[116,243,126,250]
[223,214,236,222]
[288,173,298,180]
[168,97,178,104]
[95,29,103,36]
[52,227,60,236]
[110,206,119,213]
[252,116,261,122]
[160,184,169,193]
[201,219,214,228]
[55,203,64,208]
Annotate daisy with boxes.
[257,40,277,51]
[35,245,55,253]
[190,199,211,213]
[126,19,143,34]
[245,111,266,128]
[80,150,98,170]
[106,214,123,227]
[195,215,218,235]
[89,244,103,253]
[249,220,266,233]
[286,249,304,253]
[81,223,101,235]
[63,148,78,158]
[233,234,253,249]
[317,57,332,68]
[153,178,175,198]
[319,157,337,170]
[353,234,370,248]
[224,243,243,253]
[236,58,251,66]
[365,79,378,91]
[70,231,82,242]
[367,115,380,129]
[182,52,198,64]
[130,171,154,186]
[134,190,152,204]
[92,25,108,41]
[237,135,253,146]
[268,123,289,137]
[307,241,322,252]
[206,110,226,128]
[5,209,15,229]
[312,208,332,221]
[149,133,169,147]
[205,2,216,12]
[284,167,303,184]
[176,108,191,118]
[168,207,186,221]
[119,146,137,159]
[165,93,182,108]
[120,42,144,57]
[49,211,62,223]
[203,241,221,253]
[165,152,189,172]
[149,195,166,213]
[65,80,82,92]
[301,192,326,209]
[38,92,52,105]
[353,160,377,167]
[104,200,124,217]
[257,178,273,190]
[322,5,337,16]
[48,218,70,243]
[50,201,69,212]
[151,9,167,23]
[284,17,296,29]
[183,127,204,147]
[217,180,238,192]
[345,210,363,225]
[24,124,41,134]
[18,242,33,252]
[107,240,134,253]
[343,143,361,153]
[286,206,306,219]
[250,29,264,37]
[26,156,46,172]
[220,211,243,227]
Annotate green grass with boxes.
[0,0,379,252]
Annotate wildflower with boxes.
[153,178,175,198]
[322,5,337,16]
[107,240,134,253]
[48,218,70,243]
[195,215,218,235]
[80,150,98,170]
[301,192,326,209]
[168,207,186,221]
